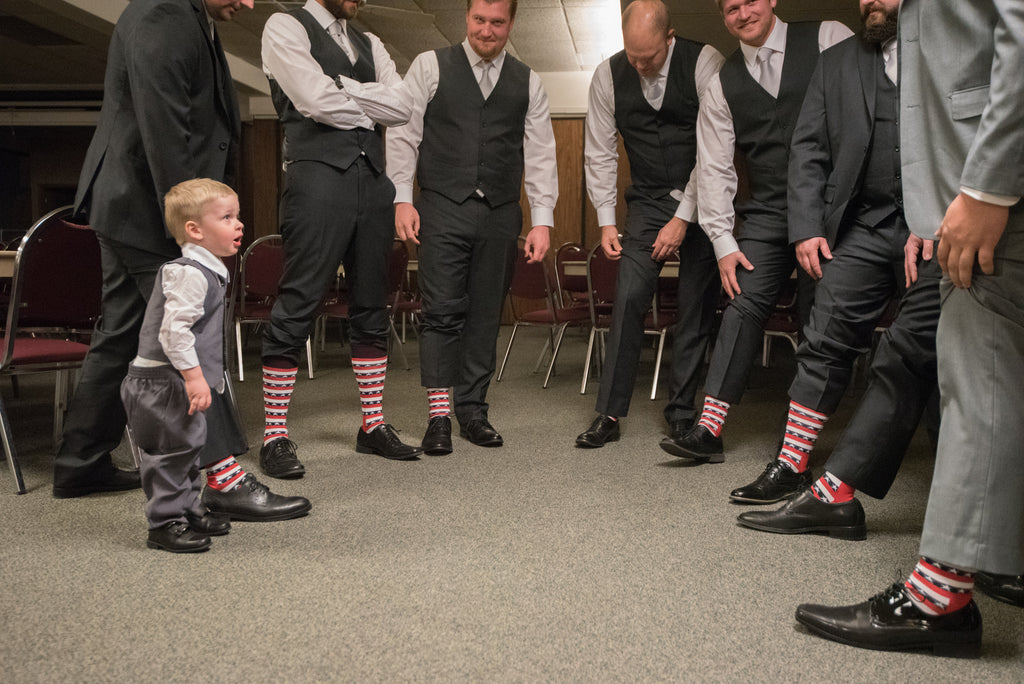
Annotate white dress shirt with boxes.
[584,39,726,229]
[133,243,227,384]
[261,0,410,131]
[696,19,855,260]
[386,40,559,228]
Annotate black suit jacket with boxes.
[787,36,884,247]
[74,0,240,257]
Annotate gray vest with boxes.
[610,38,704,200]
[852,55,903,228]
[719,22,820,228]
[268,9,383,173]
[417,45,530,207]
[136,257,226,391]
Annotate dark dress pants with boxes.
[825,256,941,498]
[53,234,176,486]
[789,216,910,415]
[416,191,520,425]
[703,224,802,404]
[595,193,719,423]
[262,159,393,364]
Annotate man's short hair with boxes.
[622,0,671,36]
[164,178,236,246]
[466,0,518,20]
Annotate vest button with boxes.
[219,142,228,151]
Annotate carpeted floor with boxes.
[2,327,1021,681]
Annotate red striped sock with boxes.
[427,388,451,420]
[205,456,246,491]
[777,401,828,473]
[697,396,730,437]
[810,471,855,503]
[262,365,297,445]
[904,557,975,615]
[353,356,387,432]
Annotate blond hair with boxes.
[163,178,236,245]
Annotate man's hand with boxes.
[936,192,1009,289]
[600,225,623,260]
[651,217,687,262]
[524,225,550,264]
[904,234,934,288]
[718,250,754,299]
[395,202,420,244]
[795,237,833,279]
[181,367,211,416]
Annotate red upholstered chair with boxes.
[581,243,619,394]
[1,206,101,494]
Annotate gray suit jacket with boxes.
[899,0,1024,239]
[787,35,884,247]
[74,0,240,257]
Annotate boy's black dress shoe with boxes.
[356,424,423,460]
[147,521,212,553]
[659,424,723,463]
[795,582,982,658]
[421,416,453,455]
[259,437,305,479]
[575,415,619,448]
[975,571,1024,607]
[460,419,503,447]
[729,460,811,503]
[186,510,231,536]
[737,490,866,540]
[202,474,312,522]
[52,466,141,499]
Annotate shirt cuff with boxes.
[529,207,554,228]
[711,234,740,261]
[961,186,1020,207]
[168,349,200,373]
[394,185,415,205]
[596,206,617,228]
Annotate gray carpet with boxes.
[2,327,1022,682]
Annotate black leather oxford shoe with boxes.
[659,424,724,463]
[975,571,1024,608]
[460,419,504,447]
[737,490,866,540]
[186,510,231,536]
[53,466,142,499]
[202,474,312,522]
[356,424,423,460]
[422,416,453,455]
[730,460,812,503]
[259,437,305,479]
[575,414,620,448]
[795,582,982,658]
[147,521,212,553]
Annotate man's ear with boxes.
[184,219,203,242]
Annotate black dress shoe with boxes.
[975,571,1024,608]
[147,521,212,553]
[575,415,619,448]
[737,490,866,540]
[730,460,812,503]
[356,424,423,460]
[659,424,724,463]
[665,419,692,442]
[259,437,305,479]
[201,474,312,522]
[186,510,231,536]
[795,582,982,657]
[460,419,504,447]
[422,416,453,455]
[53,467,142,499]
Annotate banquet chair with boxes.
[581,243,619,393]
[1,206,101,494]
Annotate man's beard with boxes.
[861,5,898,43]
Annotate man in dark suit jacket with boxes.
[735,0,943,537]
[727,0,942,513]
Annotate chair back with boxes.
[239,235,284,308]
[555,242,588,306]
[388,239,410,302]
[586,243,619,322]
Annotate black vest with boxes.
[609,38,704,199]
[719,22,820,227]
[417,45,530,207]
[852,53,903,227]
[136,257,226,391]
[268,9,383,173]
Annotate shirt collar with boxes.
[462,38,506,73]
[305,0,343,32]
[182,242,229,280]
[653,36,675,81]
[740,17,787,68]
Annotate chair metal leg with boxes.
[235,321,245,381]
[543,323,569,389]
[0,393,26,494]
[305,336,315,379]
[497,322,522,382]
[581,327,597,394]
[388,320,409,370]
[53,370,70,447]
[650,331,666,400]
[531,333,551,374]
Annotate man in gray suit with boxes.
[795,0,1024,655]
